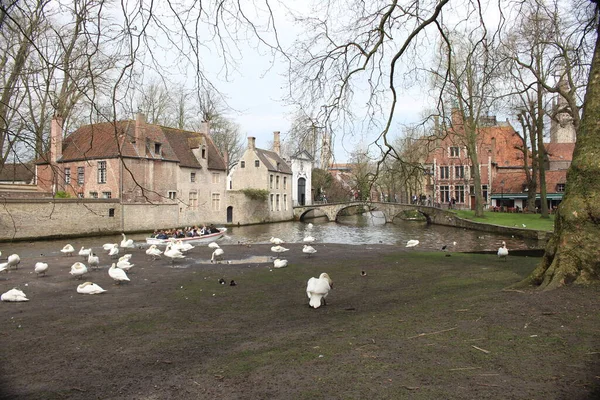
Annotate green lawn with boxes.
[452,209,555,231]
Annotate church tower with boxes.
[549,76,577,143]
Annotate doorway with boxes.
[227,206,233,223]
[298,177,306,205]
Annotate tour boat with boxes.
[145,228,227,245]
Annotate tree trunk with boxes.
[518,23,600,290]
[536,80,549,218]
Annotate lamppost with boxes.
[500,180,505,210]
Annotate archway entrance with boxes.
[227,206,233,223]
[298,177,306,205]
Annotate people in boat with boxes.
[209,224,220,234]
[156,230,168,240]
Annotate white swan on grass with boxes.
[271,245,289,254]
[109,263,130,283]
[61,244,75,256]
[69,262,88,279]
[211,248,225,263]
[146,245,162,260]
[1,288,29,302]
[34,262,49,277]
[273,259,288,268]
[120,233,134,248]
[77,282,107,294]
[6,254,20,270]
[306,273,333,309]
[302,245,317,257]
[406,240,420,248]
[497,241,509,261]
[270,237,284,245]
[78,247,91,258]
[208,242,220,249]
[87,253,100,270]
[303,236,316,243]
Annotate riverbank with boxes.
[0,243,597,399]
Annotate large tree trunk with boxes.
[518,23,600,290]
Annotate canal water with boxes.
[2,211,544,259]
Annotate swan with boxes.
[7,254,20,270]
[164,244,185,263]
[88,253,100,270]
[211,248,225,263]
[77,282,107,294]
[270,237,284,245]
[406,240,419,248]
[307,223,313,229]
[118,254,132,263]
[61,244,75,256]
[108,246,119,259]
[102,243,116,251]
[109,263,130,283]
[78,247,92,258]
[0,262,7,273]
[116,260,134,272]
[208,242,220,249]
[174,240,194,252]
[1,288,29,302]
[146,245,162,260]
[69,262,88,279]
[34,262,49,276]
[302,245,317,257]
[271,245,289,254]
[303,236,316,243]
[120,233,134,248]
[497,241,509,261]
[306,273,333,309]
[273,259,288,268]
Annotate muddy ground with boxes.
[0,242,598,399]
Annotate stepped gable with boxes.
[255,148,292,174]
[161,126,226,171]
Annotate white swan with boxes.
[208,242,220,249]
[109,263,130,283]
[1,288,29,302]
[77,282,107,294]
[118,254,132,263]
[497,241,509,261]
[164,244,185,263]
[270,237,284,245]
[211,248,225,263]
[303,236,316,243]
[34,262,49,276]
[88,253,100,270]
[174,240,194,252]
[102,243,116,251]
[271,245,289,254]
[108,246,119,259]
[78,247,92,258]
[146,245,162,260]
[69,262,88,279]
[273,259,288,268]
[307,223,313,229]
[302,245,317,257]
[306,273,333,309]
[6,254,20,270]
[120,233,134,248]
[406,240,420,248]
[61,244,75,256]
[116,260,134,272]
[0,262,8,273]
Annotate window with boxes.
[556,183,566,192]
[97,161,107,183]
[270,194,274,211]
[89,191,98,199]
[276,194,280,211]
[77,167,84,184]
[190,172,196,182]
[154,143,162,155]
[189,191,198,208]
[212,193,221,211]
[212,173,220,184]
[471,184,489,201]
[255,160,260,167]
[439,185,450,203]
[276,162,281,171]
[276,176,280,189]
[455,165,464,179]
[450,146,460,157]
[64,168,71,184]
[283,177,287,190]
[240,161,245,168]
[102,191,112,199]
[201,146,206,159]
[283,194,287,210]
[440,166,449,179]
[168,191,176,200]
[108,208,115,217]
[270,174,274,189]
[454,185,465,203]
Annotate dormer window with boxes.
[276,162,281,171]
[202,146,206,159]
[154,143,162,155]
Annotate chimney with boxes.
[248,137,256,150]
[223,150,229,174]
[135,112,146,156]
[50,116,63,163]
[201,120,210,135]
[273,131,280,155]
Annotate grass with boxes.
[452,209,555,231]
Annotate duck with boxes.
[208,242,220,249]
[406,240,419,248]
[87,253,100,270]
[218,278,226,284]
[306,273,333,309]
[270,237,284,245]
[230,280,237,286]
[6,254,20,270]
[302,245,317,257]
[303,235,316,243]
[1,288,29,302]
[108,246,119,259]
[211,248,225,263]
[61,244,75,256]
[497,241,509,261]
[116,260,135,272]
[271,245,289,254]
[34,262,49,276]
[146,245,162,260]
[77,282,107,294]
[164,244,185,263]
[69,262,88,279]
[273,259,288,268]
[109,263,130,283]
[120,233,134,248]
[78,247,92,258]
